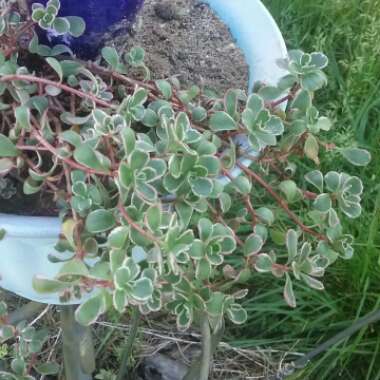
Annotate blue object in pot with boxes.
[28,0,143,58]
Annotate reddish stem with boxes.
[0,74,114,109]
[33,131,111,176]
[118,204,160,244]
[232,163,327,241]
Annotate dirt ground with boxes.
[104,0,249,94]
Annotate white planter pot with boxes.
[0,0,287,305]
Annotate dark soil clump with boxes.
[104,0,249,93]
[0,177,57,216]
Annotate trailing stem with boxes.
[116,307,141,380]
[233,163,327,241]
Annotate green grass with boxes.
[227,1,380,379]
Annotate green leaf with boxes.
[146,205,161,232]
[340,199,362,219]
[189,177,214,197]
[66,16,86,37]
[191,106,207,122]
[35,362,60,375]
[196,258,211,281]
[121,127,136,156]
[279,180,299,203]
[286,229,298,262]
[256,207,274,225]
[341,148,371,166]
[224,89,238,116]
[284,273,296,308]
[291,89,312,112]
[46,57,63,81]
[74,144,111,172]
[219,193,232,213]
[175,202,193,228]
[46,84,62,96]
[226,304,248,325]
[101,46,120,69]
[316,116,332,131]
[300,71,327,91]
[60,60,82,77]
[0,134,19,157]
[246,94,264,115]
[210,111,237,131]
[23,177,43,195]
[113,289,127,312]
[142,108,158,127]
[310,52,328,69]
[0,325,14,343]
[132,246,147,263]
[61,112,91,125]
[301,274,324,290]
[343,176,363,196]
[75,293,105,326]
[177,305,192,331]
[244,234,264,256]
[61,130,81,147]
[32,276,67,293]
[115,267,132,288]
[11,358,26,376]
[58,258,89,279]
[32,8,45,22]
[110,249,126,275]
[198,218,213,241]
[118,163,133,191]
[53,17,70,35]
[27,95,49,114]
[231,176,251,195]
[86,209,116,233]
[130,149,149,171]
[305,170,324,193]
[325,171,341,192]
[313,193,332,212]
[189,240,204,259]
[258,86,284,101]
[135,181,157,203]
[304,134,319,164]
[254,253,273,272]
[207,292,225,316]
[126,47,145,66]
[155,79,172,99]
[15,105,31,131]
[131,278,153,301]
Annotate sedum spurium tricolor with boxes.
[0,0,371,377]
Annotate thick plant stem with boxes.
[60,306,95,380]
[116,307,141,380]
[185,314,219,380]
[199,314,212,380]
